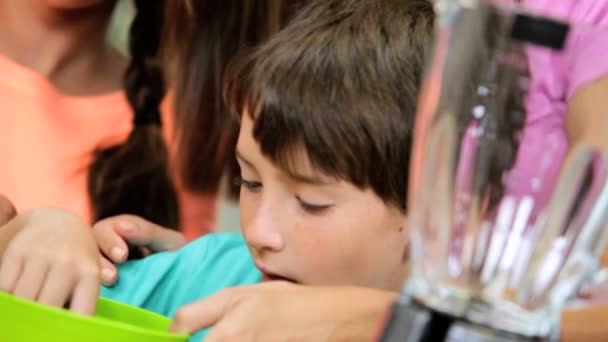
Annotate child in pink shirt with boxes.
[503,0,608,215]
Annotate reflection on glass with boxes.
[403,0,608,339]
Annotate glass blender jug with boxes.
[381,0,608,340]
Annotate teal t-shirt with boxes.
[100,233,261,341]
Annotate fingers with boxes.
[114,217,185,252]
[12,259,49,300]
[93,219,129,264]
[37,263,77,308]
[171,288,240,334]
[94,215,185,261]
[69,269,100,315]
[204,319,243,342]
[113,218,149,243]
[99,256,118,286]
[0,208,101,316]
[0,251,24,293]
[2,250,100,314]
[148,227,186,252]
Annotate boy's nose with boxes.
[243,200,285,253]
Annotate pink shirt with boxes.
[503,0,608,214]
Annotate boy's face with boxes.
[236,113,409,291]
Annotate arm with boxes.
[565,76,608,150]
[560,73,608,341]
[171,284,397,342]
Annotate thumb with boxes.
[170,288,240,334]
[115,218,185,252]
[113,218,154,244]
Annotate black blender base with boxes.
[379,301,555,342]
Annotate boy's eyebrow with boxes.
[285,170,330,186]
[235,149,330,186]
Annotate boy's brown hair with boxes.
[226,0,435,211]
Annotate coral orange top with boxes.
[0,54,216,240]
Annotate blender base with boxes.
[379,301,556,342]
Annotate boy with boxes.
[0,0,434,340]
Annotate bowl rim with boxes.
[0,291,189,340]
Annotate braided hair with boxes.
[88,0,179,230]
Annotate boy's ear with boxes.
[0,194,16,226]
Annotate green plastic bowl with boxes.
[0,291,189,342]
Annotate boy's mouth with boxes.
[261,272,295,282]
[256,263,296,283]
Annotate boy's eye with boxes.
[235,176,262,192]
[296,196,332,215]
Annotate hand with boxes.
[93,214,186,286]
[0,208,101,315]
[0,194,16,226]
[171,282,397,342]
